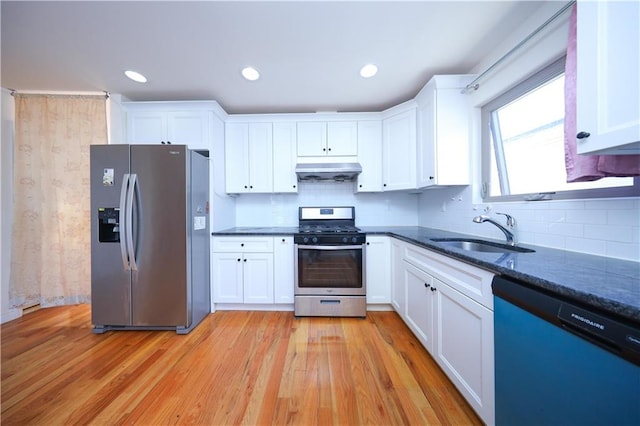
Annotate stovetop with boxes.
[297,224,362,234]
[295,206,365,245]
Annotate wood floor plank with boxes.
[1,305,483,425]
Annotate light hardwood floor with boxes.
[1,305,482,425]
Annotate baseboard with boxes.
[1,308,22,324]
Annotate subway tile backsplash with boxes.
[233,182,639,262]
[418,186,639,262]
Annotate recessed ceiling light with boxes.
[241,67,260,81]
[360,64,378,78]
[124,70,147,83]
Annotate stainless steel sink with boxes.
[430,238,535,253]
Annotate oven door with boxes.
[295,244,365,296]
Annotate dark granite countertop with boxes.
[213,226,640,324]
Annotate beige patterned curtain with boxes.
[11,94,107,308]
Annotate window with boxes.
[481,57,638,201]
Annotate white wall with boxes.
[417,2,640,262]
[235,182,419,227]
[1,89,22,323]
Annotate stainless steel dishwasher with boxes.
[493,276,640,426]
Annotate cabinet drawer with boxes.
[212,237,274,253]
[404,244,494,310]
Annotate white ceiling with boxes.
[1,1,545,114]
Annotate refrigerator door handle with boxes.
[119,173,131,271]
[127,173,139,271]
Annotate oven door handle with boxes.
[298,245,363,250]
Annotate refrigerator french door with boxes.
[90,144,210,334]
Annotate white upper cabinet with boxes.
[382,105,417,191]
[225,122,273,193]
[356,120,383,192]
[124,102,213,151]
[272,122,298,193]
[415,75,473,188]
[297,121,358,157]
[576,1,640,154]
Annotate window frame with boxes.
[481,56,639,202]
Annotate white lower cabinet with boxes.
[211,252,244,303]
[365,236,391,304]
[212,237,279,305]
[393,238,495,425]
[390,238,406,313]
[273,237,295,304]
[212,251,273,304]
[403,261,434,352]
[433,277,494,426]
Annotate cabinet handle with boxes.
[241,243,244,247]
[429,176,434,180]
[244,185,248,189]
[323,148,326,152]
[576,131,591,139]
[250,185,253,189]
[430,287,437,292]
[293,185,296,188]
[383,183,387,187]
[366,242,370,245]
[424,283,430,288]
[244,259,247,262]
[237,258,241,262]
[328,147,332,152]
[282,238,285,242]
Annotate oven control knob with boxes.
[342,237,348,243]
[352,236,358,244]
[312,236,318,244]
[303,236,309,244]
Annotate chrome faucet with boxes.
[473,212,517,246]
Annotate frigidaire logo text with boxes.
[571,312,605,330]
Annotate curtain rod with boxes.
[10,89,109,99]
[462,0,575,94]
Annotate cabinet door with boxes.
[390,238,406,315]
[577,1,640,154]
[433,279,494,425]
[248,123,273,193]
[273,237,294,304]
[273,122,298,193]
[127,111,168,144]
[327,121,358,156]
[404,262,434,352]
[382,109,417,190]
[417,91,437,187]
[243,253,274,303]
[212,252,244,303]
[356,120,383,192]
[297,122,327,156]
[167,111,211,150]
[224,123,250,193]
[365,236,390,303]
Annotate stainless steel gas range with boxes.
[294,206,366,317]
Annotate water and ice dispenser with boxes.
[98,207,120,242]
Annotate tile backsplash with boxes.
[418,186,640,262]
[233,182,639,261]
[234,182,419,227]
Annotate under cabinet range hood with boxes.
[295,162,362,182]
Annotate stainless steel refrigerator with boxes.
[90,144,210,334]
